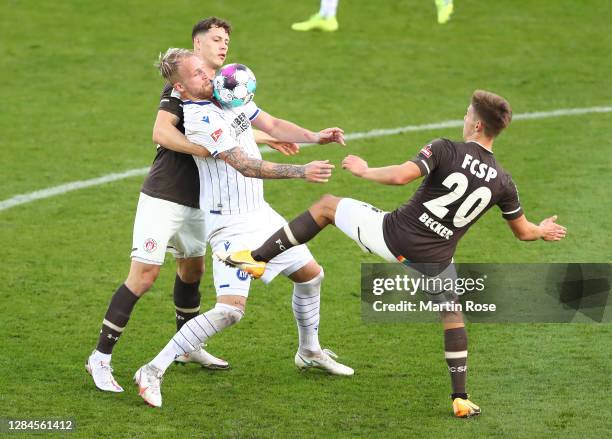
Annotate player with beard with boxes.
[133,49,352,408]
[86,17,301,392]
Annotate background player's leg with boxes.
[97,261,160,354]
[252,194,342,262]
[291,0,339,32]
[174,256,204,330]
[172,256,228,369]
[435,0,454,24]
[320,0,339,18]
[87,261,160,392]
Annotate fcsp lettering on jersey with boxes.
[461,154,497,182]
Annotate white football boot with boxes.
[85,352,124,392]
[174,345,229,370]
[295,348,354,376]
[133,364,163,408]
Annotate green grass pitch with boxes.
[0,0,611,437]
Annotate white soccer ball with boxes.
[213,63,256,108]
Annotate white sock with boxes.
[293,269,323,354]
[150,303,243,373]
[319,0,339,18]
[92,350,111,363]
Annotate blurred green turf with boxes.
[1,0,611,437]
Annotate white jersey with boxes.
[184,100,265,215]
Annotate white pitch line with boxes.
[1,105,611,212]
[0,168,149,212]
[343,105,612,141]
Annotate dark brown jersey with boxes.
[382,138,523,263]
[140,84,200,208]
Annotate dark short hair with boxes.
[191,17,232,40]
[471,90,512,137]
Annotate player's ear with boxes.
[174,82,185,94]
[474,119,484,133]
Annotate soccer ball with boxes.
[213,63,256,108]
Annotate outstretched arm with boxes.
[342,155,423,185]
[506,214,567,241]
[152,110,210,158]
[217,147,334,183]
[252,111,345,145]
[252,129,300,156]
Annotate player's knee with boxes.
[313,194,340,221]
[319,193,340,207]
[176,257,205,283]
[214,303,245,327]
[177,264,204,283]
[126,264,160,295]
[139,271,159,293]
[290,261,323,284]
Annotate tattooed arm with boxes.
[217,146,334,183]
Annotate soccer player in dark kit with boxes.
[218,90,567,418]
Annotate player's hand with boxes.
[317,127,346,146]
[266,140,300,156]
[342,155,368,177]
[304,160,335,183]
[539,215,567,241]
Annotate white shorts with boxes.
[335,198,396,262]
[131,192,206,265]
[206,203,314,297]
[335,197,458,304]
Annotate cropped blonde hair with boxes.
[157,48,194,84]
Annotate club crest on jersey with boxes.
[236,269,249,281]
[144,238,158,253]
[420,144,433,158]
[211,128,223,142]
[202,115,210,124]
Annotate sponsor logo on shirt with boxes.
[236,269,250,281]
[420,144,433,158]
[231,112,250,137]
[202,115,210,124]
[211,128,223,142]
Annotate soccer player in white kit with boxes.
[85,17,302,393]
[133,49,353,407]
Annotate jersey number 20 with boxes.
[423,172,491,227]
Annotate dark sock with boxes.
[444,327,468,397]
[96,284,140,354]
[173,275,201,331]
[252,210,322,262]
